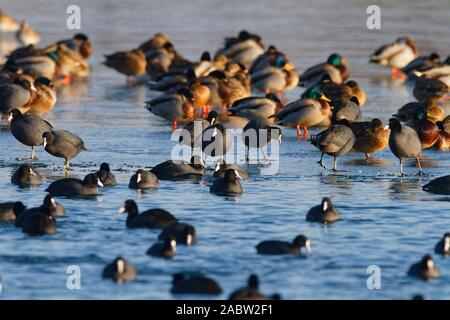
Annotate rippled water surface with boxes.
[0,0,449,299]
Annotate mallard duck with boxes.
[413,77,449,103]
[434,116,450,151]
[251,55,298,93]
[13,53,58,80]
[224,61,247,78]
[58,33,93,60]
[269,87,332,137]
[345,80,367,107]
[302,80,363,106]
[193,52,227,77]
[148,71,188,92]
[370,36,418,77]
[332,98,361,122]
[226,69,251,105]
[413,61,450,87]
[26,77,56,116]
[0,78,37,121]
[193,81,212,115]
[249,45,288,74]
[0,10,20,32]
[349,119,389,159]
[302,81,348,102]
[408,110,440,149]
[198,71,232,109]
[401,52,441,76]
[49,43,90,82]
[394,101,445,123]
[16,21,41,46]
[228,93,283,121]
[216,30,264,66]
[309,120,355,171]
[103,48,147,83]
[138,32,172,53]
[145,88,195,130]
[299,53,349,87]
[145,43,177,79]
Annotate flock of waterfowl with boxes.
[1,9,450,298]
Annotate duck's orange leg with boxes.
[302,127,309,137]
[296,125,302,137]
[58,74,72,85]
[172,121,177,131]
[417,154,429,159]
[390,68,405,79]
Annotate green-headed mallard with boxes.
[394,100,444,124]
[13,53,58,80]
[103,48,147,83]
[216,30,265,66]
[270,87,332,136]
[249,45,288,74]
[370,36,418,77]
[251,55,298,94]
[349,118,389,159]
[302,79,365,107]
[299,53,349,87]
[145,88,195,130]
[228,93,283,121]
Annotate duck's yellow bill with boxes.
[320,94,331,102]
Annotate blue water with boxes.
[0,0,449,299]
